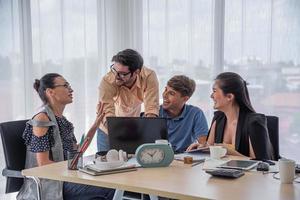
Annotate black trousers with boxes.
[63,182,115,200]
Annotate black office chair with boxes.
[1,120,41,199]
[266,116,280,161]
[0,120,28,193]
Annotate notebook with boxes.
[79,163,137,176]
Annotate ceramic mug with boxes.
[209,146,227,159]
[279,158,295,184]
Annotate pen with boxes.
[191,159,205,167]
[71,137,90,169]
[79,134,85,147]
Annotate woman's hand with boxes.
[78,102,106,150]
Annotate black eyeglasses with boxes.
[110,64,132,79]
[53,82,71,89]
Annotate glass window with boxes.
[225,0,300,161]
[142,0,214,115]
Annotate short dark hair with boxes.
[215,72,255,113]
[167,75,196,97]
[33,73,62,104]
[111,49,144,73]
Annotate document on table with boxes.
[202,158,227,170]
[79,163,137,176]
[174,152,209,162]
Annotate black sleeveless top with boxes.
[208,110,274,160]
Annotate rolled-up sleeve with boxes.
[98,77,117,132]
[143,71,159,116]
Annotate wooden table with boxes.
[22,157,300,200]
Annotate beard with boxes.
[115,78,126,86]
[115,76,135,88]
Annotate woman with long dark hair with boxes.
[188,72,273,159]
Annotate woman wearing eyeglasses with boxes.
[17,73,114,200]
[187,72,274,160]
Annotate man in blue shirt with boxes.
[159,75,208,153]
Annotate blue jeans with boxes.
[97,128,110,152]
[63,182,115,200]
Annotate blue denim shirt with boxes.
[159,104,208,153]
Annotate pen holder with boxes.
[67,150,83,170]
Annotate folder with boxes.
[79,163,137,176]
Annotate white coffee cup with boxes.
[209,146,227,159]
[279,158,295,184]
[155,139,169,145]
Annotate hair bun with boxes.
[33,79,40,92]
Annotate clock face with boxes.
[135,143,174,168]
[140,148,165,164]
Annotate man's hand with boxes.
[186,142,207,151]
[186,135,207,151]
[186,143,200,151]
[145,113,158,117]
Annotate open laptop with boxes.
[107,117,168,154]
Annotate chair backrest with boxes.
[0,120,28,193]
[266,116,280,161]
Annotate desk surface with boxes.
[22,157,299,200]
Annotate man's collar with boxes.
[123,73,141,90]
[163,104,187,120]
[135,72,142,89]
[175,104,187,120]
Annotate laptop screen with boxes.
[107,117,168,154]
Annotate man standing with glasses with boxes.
[97,49,159,151]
